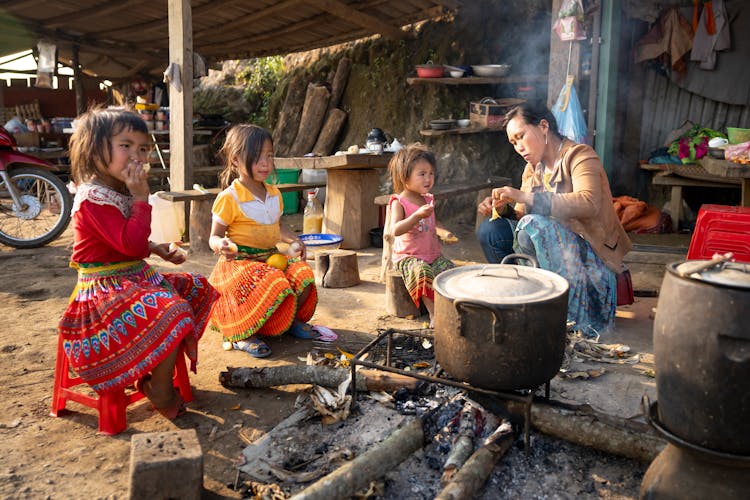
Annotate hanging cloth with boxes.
[690,0,730,70]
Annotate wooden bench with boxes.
[156,182,326,253]
[650,171,739,231]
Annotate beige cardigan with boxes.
[513,141,632,272]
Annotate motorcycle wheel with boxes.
[0,166,72,248]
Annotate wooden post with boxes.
[167,0,193,193]
[289,83,331,157]
[71,46,86,116]
[273,72,307,157]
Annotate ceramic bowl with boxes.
[457,119,471,128]
[449,70,464,78]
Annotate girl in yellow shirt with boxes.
[208,124,317,358]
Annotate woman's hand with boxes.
[492,186,531,207]
[477,196,493,217]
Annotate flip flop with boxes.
[232,338,272,358]
[288,322,319,340]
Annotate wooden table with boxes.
[274,153,392,249]
[700,157,750,207]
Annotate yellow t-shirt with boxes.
[211,179,282,249]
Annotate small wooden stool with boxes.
[50,336,193,435]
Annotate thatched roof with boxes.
[0,0,459,81]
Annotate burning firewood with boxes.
[435,421,514,500]
[440,401,478,486]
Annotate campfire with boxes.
[219,329,653,499]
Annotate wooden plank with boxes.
[651,173,737,188]
[374,176,512,205]
[156,182,327,202]
[304,0,406,40]
[406,75,547,85]
[289,83,331,157]
[274,153,392,171]
[419,126,505,136]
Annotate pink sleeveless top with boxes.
[390,193,442,264]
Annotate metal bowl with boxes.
[429,119,456,130]
[471,64,511,77]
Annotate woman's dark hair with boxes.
[69,106,149,184]
[503,100,560,137]
[218,124,273,188]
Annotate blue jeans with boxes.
[476,217,517,264]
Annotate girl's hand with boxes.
[414,203,434,219]
[124,160,150,201]
[149,241,186,264]
[217,237,238,259]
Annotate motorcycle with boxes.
[0,125,72,248]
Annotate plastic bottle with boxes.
[303,191,323,234]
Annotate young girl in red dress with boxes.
[208,124,318,358]
[58,108,218,420]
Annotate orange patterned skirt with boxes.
[208,254,317,342]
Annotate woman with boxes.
[476,101,632,337]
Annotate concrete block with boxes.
[129,429,203,500]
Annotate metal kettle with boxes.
[366,128,387,153]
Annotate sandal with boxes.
[288,322,319,340]
[232,338,272,358]
[135,375,187,420]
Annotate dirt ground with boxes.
[0,213,687,499]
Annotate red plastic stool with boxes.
[50,335,194,435]
[687,204,750,263]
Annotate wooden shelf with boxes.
[407,74,547,85]
[419,126,504,136]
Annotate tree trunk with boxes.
[289,83,331,157]
[219,365,419,392]
[290,418,424,500]
[386,269,420,317]
[326,57,351,116]
[315,249,360,288]
[312,108,347,156]
[273,72,307,157]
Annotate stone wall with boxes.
[270,0,551,225]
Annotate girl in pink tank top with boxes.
[388,143,457,328]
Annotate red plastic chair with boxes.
[687,204,750,263]
[50,335,193,435]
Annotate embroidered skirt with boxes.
[208,250,317,342]
[514,214,617,337]
[395,255,455,307]
[58,260,218,394]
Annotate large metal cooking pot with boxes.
[433,255,569,391]
[654,259,750,454]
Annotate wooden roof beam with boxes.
[41,0,152,29]
[301,0,406,40]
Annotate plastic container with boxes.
[148,192,185,243]
[272,169,299,214]
[301,168,326,204]
[303,191,324,234]
[727,127,750,145]
[299,233,343,259]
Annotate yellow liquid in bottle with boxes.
[303,214,323,234]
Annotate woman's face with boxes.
[506,116,548,166]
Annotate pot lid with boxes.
[675,261,750,289]
[433,264,569,304]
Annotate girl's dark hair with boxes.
[388,142,436,193]
[218,124,273,188]
[69,106,149,184]
[503,100,560,137]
